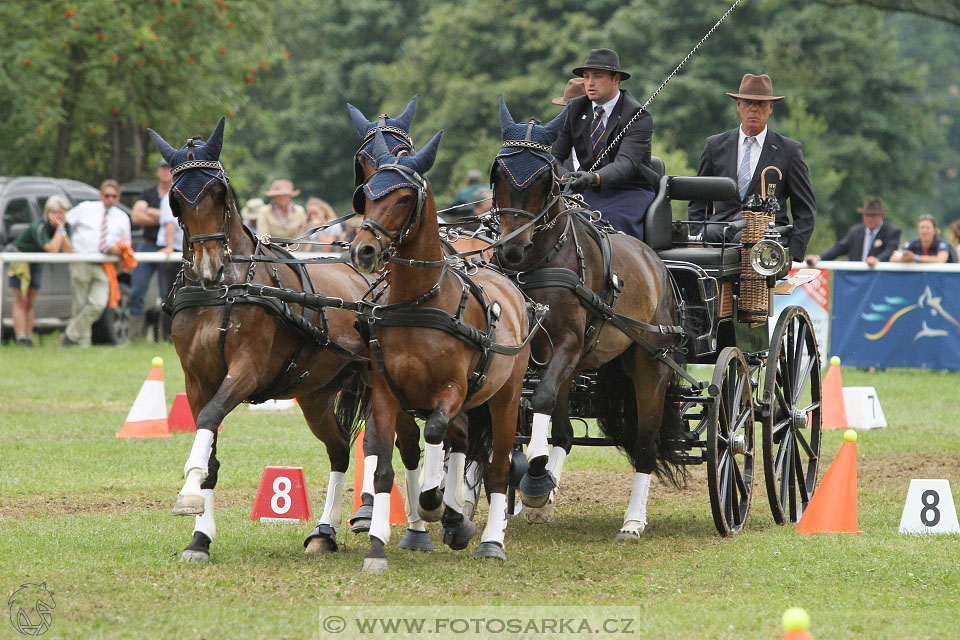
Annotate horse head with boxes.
[350,127,442,274]
[491,96,567,268]
[148,117,239,289]
[348,95,418,185]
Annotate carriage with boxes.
[512,156,823,537]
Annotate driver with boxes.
[552,48,659,241]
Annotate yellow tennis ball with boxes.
[782,607,810,632]
[844,429,858,442]
[830,356,841,366]
[152,356,164,367]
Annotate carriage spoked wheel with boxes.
[762,305,822,525]
[706,346,755,537]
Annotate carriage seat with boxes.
[643,172,738,253]
[656,246,742,278]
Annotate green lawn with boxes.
[1,342,959,639]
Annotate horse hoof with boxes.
[172,493,205,516]
[472,541,506,561]
[462,501,476,521]
[418,488,443,522]
[418,503,443,522]
[362,557,388,574]
[615,522,645,543]
[525,494,555,524]
[518,470,556,508]
[349,503,373,533]
[180,549,210,563]
[304,524,338,554]
[398,528,435,552]
[442,514,477,551]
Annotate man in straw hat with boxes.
[553,48,660,241]
[256,179,307,239]
[688,73,817,262]
[805,197,901,268]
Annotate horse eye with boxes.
[398,195,412,205]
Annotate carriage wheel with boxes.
[706,347,755,537]
[762,305,822,524]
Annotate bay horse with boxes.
[350,128,532,572]
[148,118,433,561]
[491,98,684,539]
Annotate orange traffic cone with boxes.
[796,430,861,534]
[821,356,847,430]
[116,357,170,438]
[168,393,223,433]
[352,431,408,525]
[782,607,814,639]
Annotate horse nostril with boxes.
[358,244,376,260]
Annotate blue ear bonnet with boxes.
[364,153,424,201]
[148,117,226,207]
[358,129,414,169]
[495,98,567,191]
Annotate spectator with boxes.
[446,169,486,221]
[8,195,74,346]
[688,73,816,262]
[240,197,264,233]
[256,180,307,240]
[948,219,960,260]
[805,197,900,268]
[128,160,173,341]
[454,188,493,232]
[891,214,955,264]
[62,180,131,347]
[304,197,344,252]
[552,78,586,171]
[156,192,183,340]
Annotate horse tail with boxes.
[594,358,686,489]
[334,371,369,446]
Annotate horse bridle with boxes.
[352,162,428,269]
[491,137,568,239]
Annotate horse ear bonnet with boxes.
[350,95,418,186]
[359,129,442,206]
[494,98,568,191]
[149,116,227,207]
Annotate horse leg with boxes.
[521,340,580,507]
[526,382,575,524]
[617,356,671,542]
[461,460,482,521]
[438,412,477,550]
[173,367,254,516]
[349,425,376,533]
[362,387,401,574]
[181,441,220,563]
[417,401,459,523]
[298,389,349,555]
[473,384,523,561]
[396,412,434,552]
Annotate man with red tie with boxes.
[553,48,660,241]
[62,180,131,346]
[687,74,817,262]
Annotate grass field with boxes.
[1,340,959,639]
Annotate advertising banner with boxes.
[772,267,831,356]
[830,270,960,370]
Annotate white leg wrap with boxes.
[361,455,377,498]
[369,492,392,545]
[194,489,216,541]
[404,467,427,532]
[481,492,509,547]
[464,461,481,508]
[527,412,550,460]
[422,442,444,492]
[624,472,651,526]
[319,472,345,533]
[546,446,567,488]
[443,452,466,513]
[183,429,215,478]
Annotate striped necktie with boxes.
[590,105,606,158]
[99,207,109,252]
[737,136,757,199]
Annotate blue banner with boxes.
[831,271,960,370]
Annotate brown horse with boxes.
[147,118,435,561]
[350,128,531,572]
[492,98,683,539]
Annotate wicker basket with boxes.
[738,210,773,324]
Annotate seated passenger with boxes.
[891,214,955,264]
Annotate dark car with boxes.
[1,176,151,344]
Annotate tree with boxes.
[818,0,960,27]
